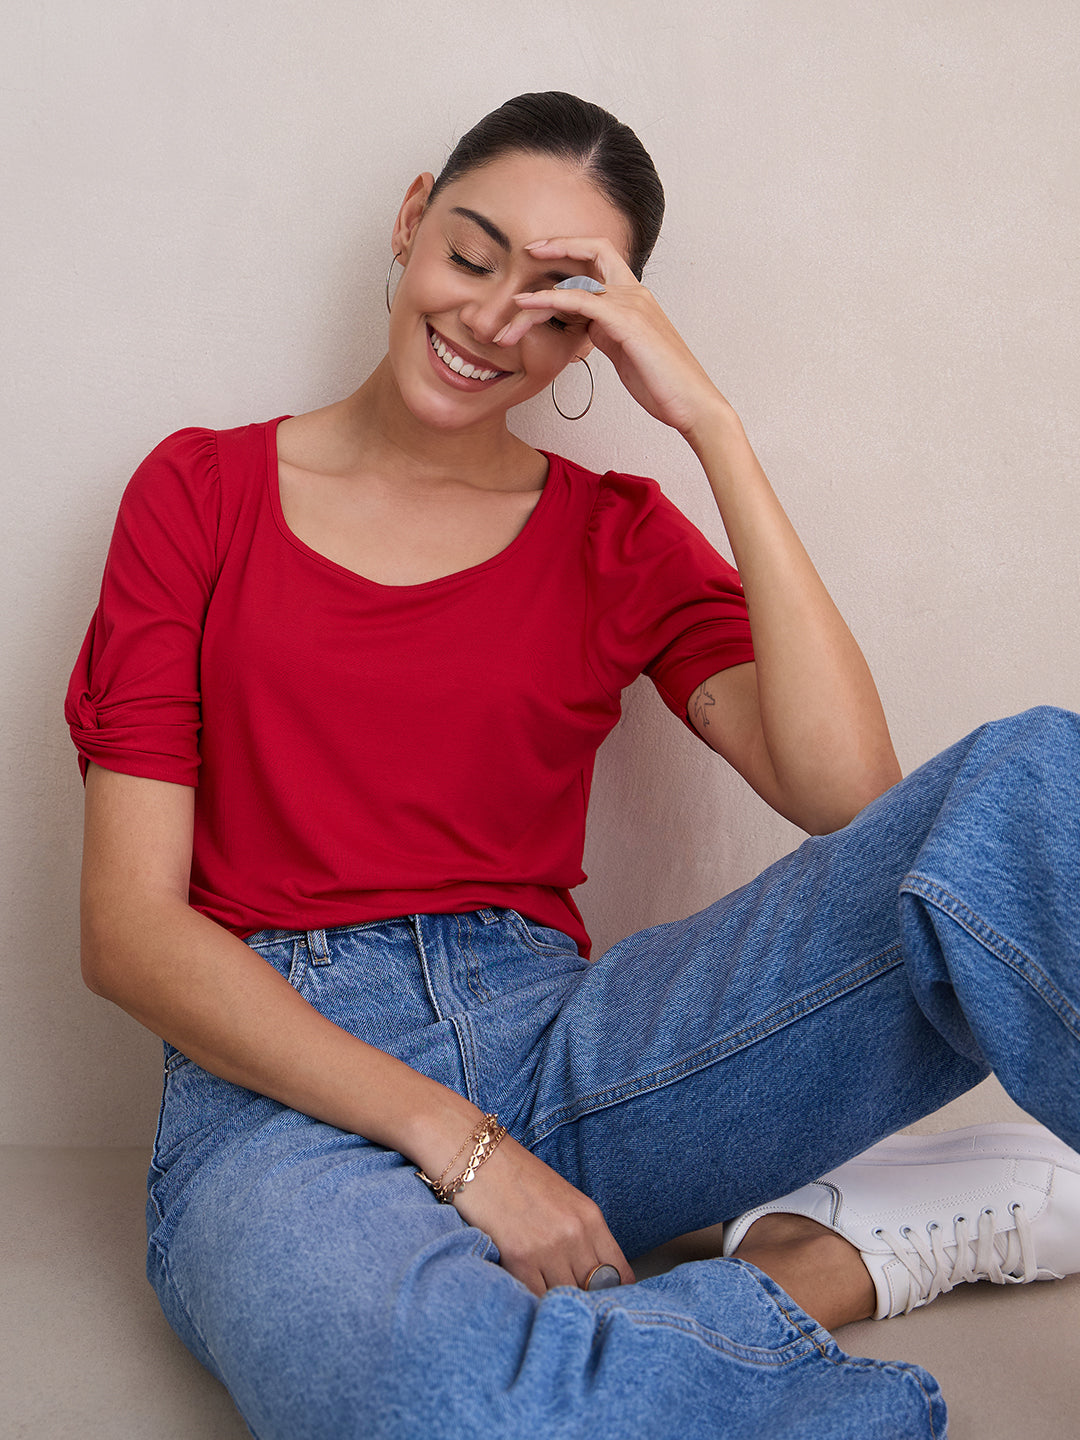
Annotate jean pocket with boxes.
[149,1045,266,1211]
[244,935,303,986]
[507,910,583,959]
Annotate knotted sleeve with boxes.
[65,428,222,784]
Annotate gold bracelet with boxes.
[416,1114,507,1204]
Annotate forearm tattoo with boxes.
[690,680,716,731]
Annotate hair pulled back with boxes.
[427,92,664,281]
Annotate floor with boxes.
[2,1078,1077,1439]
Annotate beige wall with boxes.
[3,1,1077,1145]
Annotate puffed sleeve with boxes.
[65,428,222,784]
[586,469,755,734]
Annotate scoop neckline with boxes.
[263,414,559,591]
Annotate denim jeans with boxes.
[145,707,1080,1439]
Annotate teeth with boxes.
[430,329,499,382]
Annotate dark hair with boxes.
[427,92,664,281]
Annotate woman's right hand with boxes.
[448,1131,636,1297]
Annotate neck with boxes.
[339,356,533,485]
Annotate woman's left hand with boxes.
[496,237,728,437]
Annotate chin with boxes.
[406,386,507,434]
[401,369,521,434]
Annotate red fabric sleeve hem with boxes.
[652,641,757,736]
[73,745,199,788]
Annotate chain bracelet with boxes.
[416,1114,507,1204]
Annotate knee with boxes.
[962,707,1080,829]
[979,706,1080,765]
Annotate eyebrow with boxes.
[449,206,571,283]
[450,207,511,251]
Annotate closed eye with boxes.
[449,248,574,333]
[448,249,493,276]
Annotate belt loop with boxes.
[476,908,502,925]
[306,928,332,966]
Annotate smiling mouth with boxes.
[427,326,509,382]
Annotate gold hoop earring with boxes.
[385,252,403,314]
[551,357,594,420]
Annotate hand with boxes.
[449,1131,636,1297]
[495,236,731,437]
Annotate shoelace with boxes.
[875,1205,1063,1314]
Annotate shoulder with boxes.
[542,450,666,521]
[119,417,279,537]
[131,423,215,471]
[112,428,212,542]
[122,425,221,516]
[566,456,744,605]
[131,417,277,492]
[569,457,703,557]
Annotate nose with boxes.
[459,283,521,346]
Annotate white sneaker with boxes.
[722,1123,1080,1319]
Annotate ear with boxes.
[392,172,435,262]
[573,337,595,363]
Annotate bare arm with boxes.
[501,240,902,834]
[683,406,902,834]
[80,764,482,1154]
[81,763,632,1293]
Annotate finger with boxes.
[495,289,606,348]
[523,235,637,287]
[602,1253,636,1287]
[539,1256,585,1293]
[513,1263,548,1299]
[493,304,563,348]
[588,1229,636,1288]
[575,1255,635,1291]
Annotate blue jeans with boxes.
[145,708,1080,1439]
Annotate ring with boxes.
[555,276,606,294]
[583,1263,621,1291]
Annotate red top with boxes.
[66,418,754,955]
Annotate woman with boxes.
[67,92,1080,1438]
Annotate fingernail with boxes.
[524,240,550,249]
[493,323,511,343]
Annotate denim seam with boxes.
[250,919,403,945]
[902,874,1080,1040]
[469,1228,497,1262]
[762,1286,942,1437]
[523,945,903,1145]
[148,1071,170,1228]
[457,913,493,1003]
[512,910,576,959]
[286,937,308,990]
[147,1173,166,1228]
[412,918,446,1023]
[763,1295,830,1361]
[562,1293,821,1367]
[452,1011,482,1107]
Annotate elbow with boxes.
[80,911,118,999]
[801,758,903,835]
[79,891,142,1002]
[79,885,191,1008]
